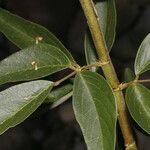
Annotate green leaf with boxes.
[45,83,73,103]
[84,32,98,72]
[126,84,150,134]
[0,8,74,62]
[0,80,53,134]
[84,0,116,68]
[124,68,135,82]
[134,34,150,75]
[0,43,72,85]
[73,71,116,150]
[95,0,116,50]
[45,83,73,108]
[50,91,73,109]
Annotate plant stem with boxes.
[54,71,76,86]
[137,79,150,83]
[81,61,109,70]
[79,0,137,149]
[117,79,150,91]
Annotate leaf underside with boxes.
[73,71,116,150]
[45,83,73,103]
[126,84,150,134]
[134,33,150,75]
[0,80,53,134]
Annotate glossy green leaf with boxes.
[134,34,150,75]
[0,8,74,62]
[73,71,116,150]
[0,80,53,134]
[126,84,150,134]
[84,32,98,72]
[84,0,116,68]
[124,68,135,82]
[0,43,72,85]
[45,83,73,108]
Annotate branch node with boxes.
[125,142,136,150]
[98,61,110,66]
[54,71,76,87]
[113,83,125,92]
[69,64,82,72]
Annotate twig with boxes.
[54,71,76,86]
[79,0,137,149]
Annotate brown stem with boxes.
[117,79,150,91]
[54,71,76,86]
[136,79,150,83]
[79,0,137,149]
[81,61,109,70]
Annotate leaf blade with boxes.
[134,34,150,75]
[0,43,72,85]
[126,84,150,134]
[73,71,116,150]
[0,8,74,62]
[95,0,116,50]
[84,0,116,68]
[124,68,135,82]
[0,80,53,134]
[50,91,73,109]
[44,83,73,108]
[84,32,98,72]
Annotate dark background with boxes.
[0,0,150,149]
